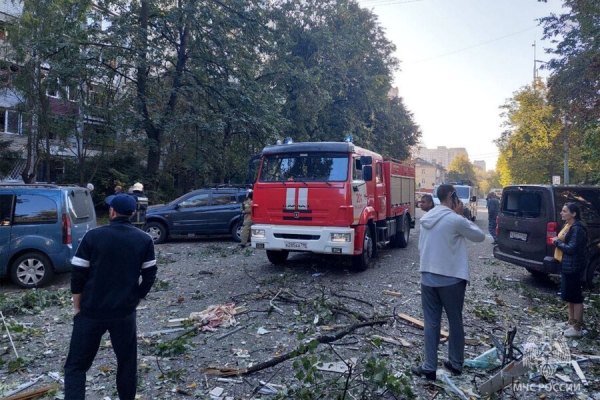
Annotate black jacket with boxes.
[71,218,157,318]
[555,220,588,275]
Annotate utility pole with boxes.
[562,116,570,185]
[532,41,536,83]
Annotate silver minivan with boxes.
[0,184,96,288]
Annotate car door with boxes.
[169,192,210,234]
[206,192,242,233]
[0,192,15,275]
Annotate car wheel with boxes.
[352,226,373,272]
[11,252,54,289]
[232,220,243,242]
[266,250,288,265]
[144,222,167,244]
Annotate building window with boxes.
[421,169,425,174]
[421,178,425,184]
[0,108,20,134]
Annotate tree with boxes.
[494,80,590,185]
[540,0,600,183]
[265,0,420,159]
[446,154,477,184]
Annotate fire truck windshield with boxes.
[259,152,349,183]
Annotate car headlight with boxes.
[331,233,351,243]
[252,228,266,239]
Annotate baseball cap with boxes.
[105,194,137,215]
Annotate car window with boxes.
[180,193,209,208]
[212,193,236,206]
[502,191,543,218]
[67,190,95,222]
[13,194,58,225]
[0,194,14,226]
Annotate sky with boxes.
[357,0,565,171]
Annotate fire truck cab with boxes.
[250,139,415,271]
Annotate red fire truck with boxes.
[250,139,415,271]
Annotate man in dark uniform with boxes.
[487,192,500,245]
[64,194,157,399]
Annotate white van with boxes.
[433,184,477,221]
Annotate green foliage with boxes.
[540,1,600,184]
[495,81,569,186]
[0,289,71,315]
[153,336,194,357]
[447,154,477,184]
[0,139,21,179]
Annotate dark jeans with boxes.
[421,281,467,372]
[64,312,138,400]
[488,219,497,241]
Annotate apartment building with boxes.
[413,146,469,170]
[414,158,445,193]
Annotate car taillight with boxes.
[62,214,72,245]
[546,222,558,245]
[495,216,499,236]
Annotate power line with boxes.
[409,26,538,64]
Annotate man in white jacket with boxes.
[412,184,485,381]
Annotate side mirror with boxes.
[174,204,180,210]
[363,166,373,182]
[360,156,372,166]
[470,196,477,202]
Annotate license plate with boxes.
[509,231,527,241]
[285,241,308,249]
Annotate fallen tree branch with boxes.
[202,318,389,376]
[330,290,374,307]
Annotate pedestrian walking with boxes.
[552,202,588,337]
[487,192,500,245]
[411,184,485,381]
[64,194,157,399]
[240,190,253,247]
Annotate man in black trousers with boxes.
[64,194,157,399]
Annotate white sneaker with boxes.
[563,327,583,338]
[556,321,571,328]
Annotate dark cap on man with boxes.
[105,195,137,215]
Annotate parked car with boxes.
[143,186,251,244]
[493,184,600,287]
[0,183,97,288]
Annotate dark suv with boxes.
[0,183,97,288]
[143,186,250,244]
[493,185,600,287]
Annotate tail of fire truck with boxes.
[250,138,415,271]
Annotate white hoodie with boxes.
[419,205,485,281]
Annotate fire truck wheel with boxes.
[352,227,373,271]
[266,250,289,265]
[396,216,410,249]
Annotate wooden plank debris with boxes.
[370,334,412,347]
[571,360,588,386]
[382,290,403,297]
[477,360,529,395]
[397,313,449,339]
[3,384,58,400]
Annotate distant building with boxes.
[413,146,469,170]
[473,160,486,171]
[414,158,445,193]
